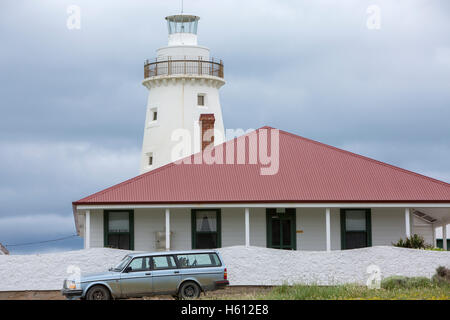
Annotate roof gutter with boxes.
[74,202,450,210]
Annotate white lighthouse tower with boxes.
[140,14,226,173]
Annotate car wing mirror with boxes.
[124,266,132,273]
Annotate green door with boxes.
[266,209,296,250]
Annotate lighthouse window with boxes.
[150,108,158,124]
[198,94,205,106]
[148,153,154,166]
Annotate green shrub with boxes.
[381,276,433,290]
[381,276,409,290]
[432,266,450,284]
[406,277,433,288]
[393,234,432,249]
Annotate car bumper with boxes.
[214,280,229,289]
[61,289,83,299]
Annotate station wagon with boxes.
[61,250,229,300]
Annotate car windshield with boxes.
[113,255,132,271]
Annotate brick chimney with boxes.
[0,243,9,255]
[199,113,215,152]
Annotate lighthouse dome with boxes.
[165,14,200,46]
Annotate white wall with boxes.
[86,207,414,251]
[412,216,434,246]
[371,208,405,246]
[134,208,192,251]
[249,208,267,247]
[157,45,209,59]
[134,208,164,251]
[169,208,192,250]
[330,208,341,250]
[223,207,341,250]
[141,37,225,173]
[296,208,326,250]
[89,210,104,248]
[140,78,226,173]
[295,208,341,251]
[222,208,245,247]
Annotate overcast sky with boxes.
[0,0,449,254]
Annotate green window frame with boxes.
[191,209,221,249]
[104,210,134,250]
[340,208,371,250]
[436,239,449,250]
[266,208,297,250]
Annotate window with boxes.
[175,253,221,268]
[340,209,371,250]
[151,255,177,270]
[148,155,153,166]
[104,210,134,250]
[149,107,158,124]
[191,209,221,249]
[114,255,132,271]
[127,257,151,272]
[146,152,154,167]
[197,94,205,106]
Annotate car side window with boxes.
[152,255,177,270]
[175,253,221,268]
[127,257,151,272]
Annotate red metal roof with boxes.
[74,127,450,205]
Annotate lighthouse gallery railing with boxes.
[144,57,224,79]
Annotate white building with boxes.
[72,14,450,252]
[140,14,226,173]
[73,126,450,252]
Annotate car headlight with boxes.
[65,280,79,290]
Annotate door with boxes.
[267,209,296,250]
[119,257,152,297]
[151,255,181,294]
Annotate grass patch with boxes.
[204,282,449,300]
[261,283,449,300]
[204,268,450,300]
[203,266,450,300]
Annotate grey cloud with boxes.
[0,0,449,253]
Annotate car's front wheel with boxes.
[178,281,201,300]
[86,285,111,300]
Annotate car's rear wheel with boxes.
[178,281,201,300]
[86,285,111,300]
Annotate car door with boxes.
[119,256,152,297]
[151,255,181,294]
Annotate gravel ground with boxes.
[0,286,272,300]
[0,246,449,291]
